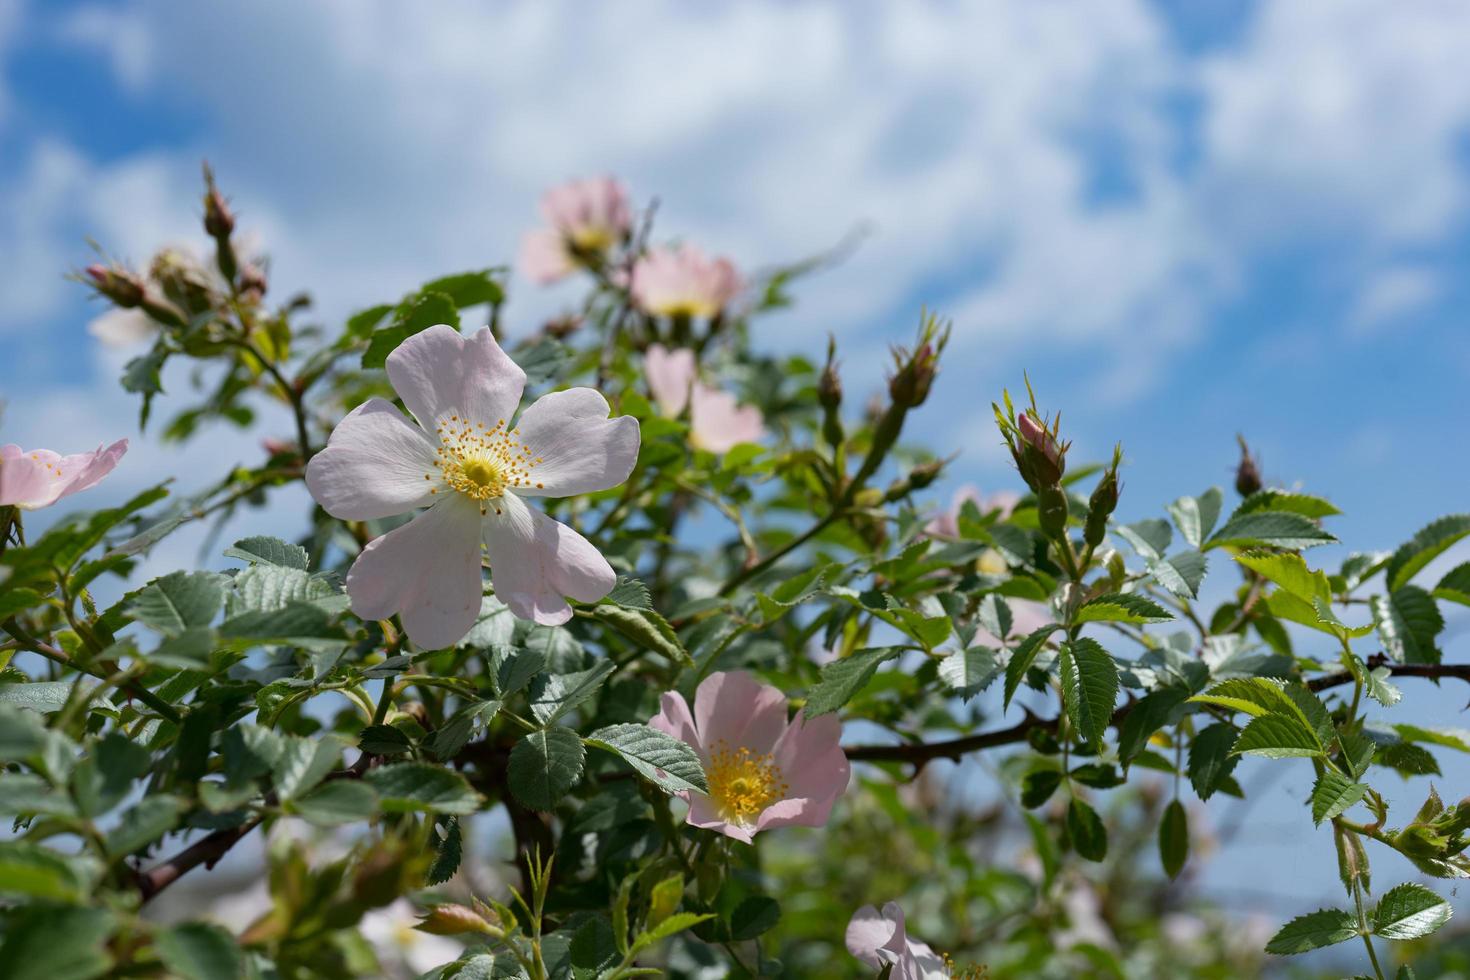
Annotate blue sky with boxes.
[1,0,1469,942]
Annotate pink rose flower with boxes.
[650,670,848,844]
[630,244,740,319]
[846,902,951,980]
[642,344,763,454]
[518,176,632,284]
[925,484,1021,538]
[305,325,639,648]
[644,343,696,417]
[0,440,128,511]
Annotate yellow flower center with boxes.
[568,226,616,253]
[427,416,545,515]
[944,954,988,979]
[706,742,787,825]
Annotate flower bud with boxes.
[1084,446,1123,548]
[415,903,499,936]
[889,342,938,408]
[819,361,843,412]
[86,264,146,308]
[239,263,268,302]
[1017,413,1064,480]
[1235,435,1262,497]
[203,183,235,239]
[1037,482,1069,542]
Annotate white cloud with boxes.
[1348,265,1441,336]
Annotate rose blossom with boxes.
[630,244,740,319]
[0,440,128,510]
[643,343,763,454]
[845,902,952,979]
[305,325,639,648]
[518,176,631,284]
[650,670,847,844]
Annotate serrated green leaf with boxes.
[230,565,342,614]
[1392,724,1470,754]
[1264,908,1358,954]
[804,646,904,717]
[362,291,458,369]
[588,604,689,666]
[1067,797,1107,862]
[604,575,653,610]
[1021,768,1063,808]
[1385,514,1470,591]
[1188,724,1239,801]
[429,700,502,761]
[1159,799,1188,878]
[585,723,708,794]
[1116,519,1171,561]
[365,762,484,815]
[1310,769,1367,825]
[1373,883,1452,939]
[420,268,504,308]
[223,535,309,570]
[131,571,226,636]
[272,736,344,801]
[1235,490,1341,519]
[507,728,585,811]
[106,794,186,856]
[1075,592,1173,625]
[1116,687,1188,766]
[1373,587,1444,664]
[938,647,1000,701]
[290,780,379,827]
[426,817,462,886]
[1231,713,1323,759]
[1059,638,1118,746]
[0,841,99,902]
[1432,561,1470,605]
[1206,512,1337,552]
[1004,626,1059,709]
[154,922,245,980]
[529,660,615,725]
[1168,488,1222,549]
[0,904,115,980]
[1150,550,1207,599]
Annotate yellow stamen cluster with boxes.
[706,742,787,826]
[942,953,988,979]
[427,415,545,515]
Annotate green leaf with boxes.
[0,703,48,761]
[362,291,458,369]
[585,723,708,795]
[365,763,483,815]
[630,913,715,956]
[1310,769,1367,825]
[1372,587,1444,664]
[154,923,245,980]
[1432,562,1470,605]
[1116,519,1172,561]
[1066,798,1107,862]
[426,817,462,886]
[1075,592,1173,625]
[1003,626,1059,709]
[1168,488,1222,549]
[1059,638,1118,746]
[1021,768,1063,808]
[72,733,150,817]
[357,724,413,756]
[106,794,186,857]
[1231,714,1323,760]
[1392,724,1470,754]
[1159,799,1188,878]
[604,575,653,610]
[130,570,227,635]
[730,896,781,941]
[507,728,585,811]
[1206,512,1337,551]
[938,647,1000,701]
[428,700,502,761]
[0,841,98,902]
[804,647,904,717]
[0,680,93,713]
[290,780,379,827]
[1117,688,1189,766]
[219,601,346,649]
[0,904,115,980]
[1235,490,1341,519]
[1366,667,1403,707]
[230,565,342,614]
[1150,550,1208,600]
[272,736,344,801]
[1188,724,1239,801]
[1385,514,1470,591]
[420,269,504,308]
[1372,883,1452,940]
[587,604,690,666]
[223,535,309,570]
[1264,908,1358,954]
[528,660,616,725]
[0,585,47,619]
[1236,551,1331,603]
[1189,677,1301,720]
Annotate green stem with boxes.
[3,618,182,724]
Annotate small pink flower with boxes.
[925,484,1021,538]
[0,440,128,511]
[845,902,951,980]
[630,244,740,319]
[305,325,639,648]
[518,177,631,284]
[644,343,696,417]
[650,670,848,844]
[689,384,763,454]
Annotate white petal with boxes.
[513,388,640,498]
[88,308,156,348]
[346,495,485,650]
[386,325,526,433]
[305,399,440,520]
[482,492,615,624]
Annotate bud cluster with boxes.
[993,380,1073,543]
[886,312,949,410]
[1084,443,1124,549]
[819,334,844,451]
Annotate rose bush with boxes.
[0,169,1467,979]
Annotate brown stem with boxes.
[136,816,264,902]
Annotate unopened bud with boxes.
[239,263,268,302]
[1037,482,1069,542]
[1084,448,1123,549]
[86,264,146,307]
[203,183,235,239]
[889,342,938,408]
[819,343,843,412]
[1235,435,1262,497]
[416,903,498,936]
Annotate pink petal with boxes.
[56,438,128,500]
[630,244,741,318]
[518,229,574,284]
[512,388,640,498]
[693,671,789,755]
[650,691,699,749]
[845,902,909,967]
[386,325,526,434]
[644,344,695,417]
[481,492,615,625]
[0,441,127,511]
[306,399,439,520]
[346,496,485,650]
[756,711,848,831]
[684,793,754,844]
[689,384,763,454]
